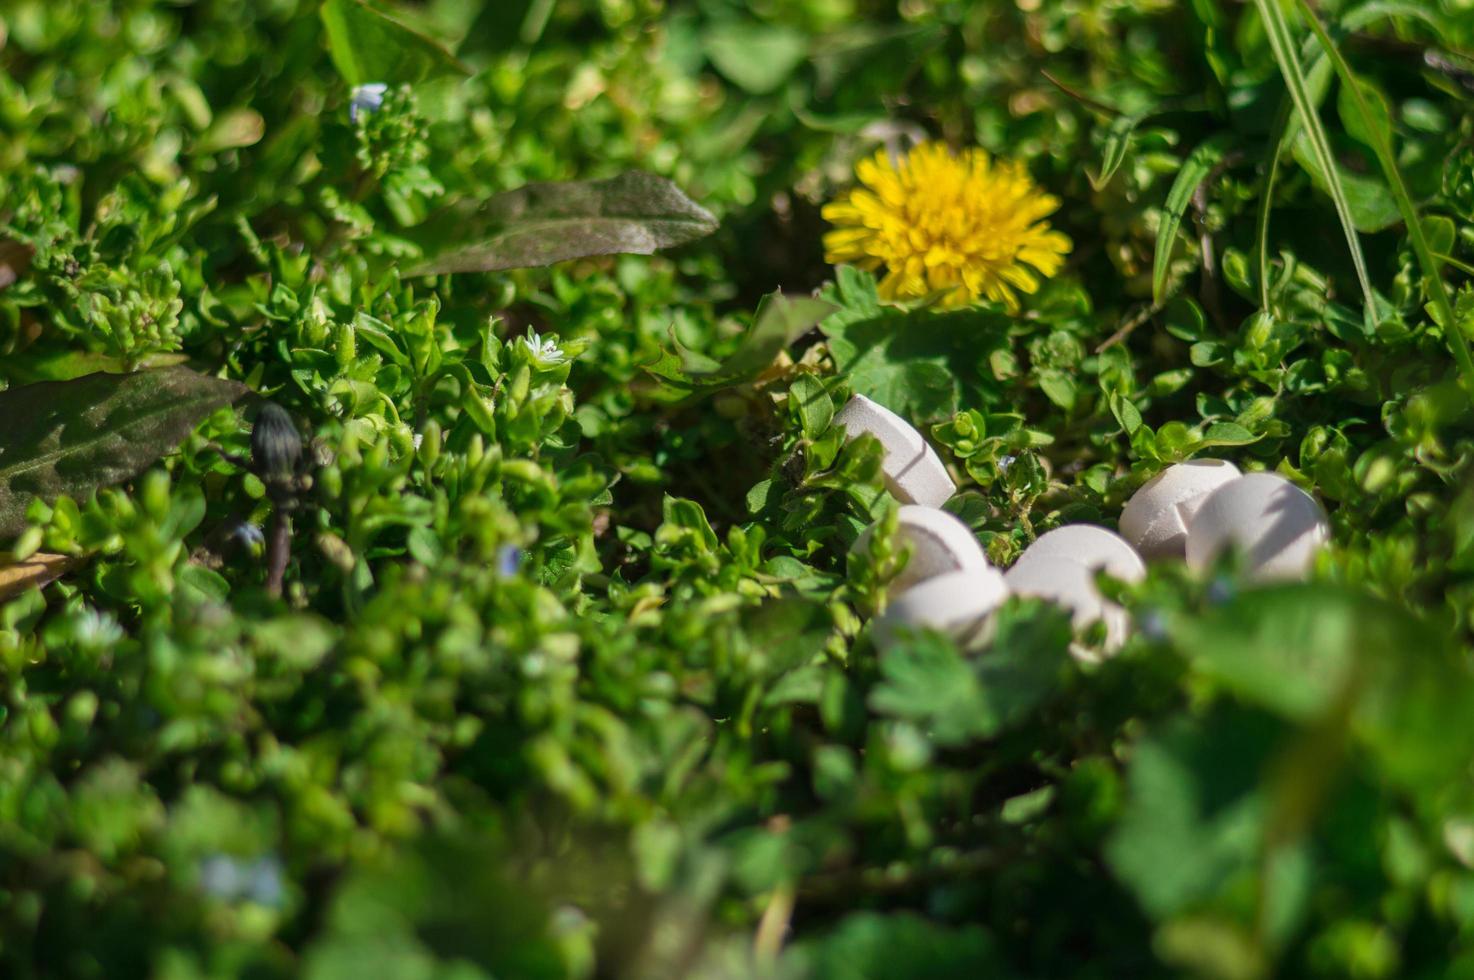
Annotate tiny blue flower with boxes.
[247,856,286,907]
[1136,608,1169,642]
[998,454,1016,473]
[199,854,244,899]
[350,82,389,123]
[497,545,523,577]
[1206,575,1236,606]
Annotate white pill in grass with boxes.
[853,505,992,594]
[1012,524,1146,585]
[873,568,1011,652]
[834,394,955,508]
[1004,555,1133,658]
[1185,472,1329,582]
[1119,459,1243,560]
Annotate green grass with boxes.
[3,1,1474,977]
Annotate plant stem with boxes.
[266,509,290,598]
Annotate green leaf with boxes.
[1170,585,1474,789]
[703,22,809,94]
[1199,421,1260,448]
[0,367,250,539]
[869,606,1071,745]
[1153,136,1229,306]
[459,0,554,54]
[1037,369,1077,411]
[869,633,991,745]
[1093,111,1149,190]
[409,172,718,276]
[319,0,470,87]
[791,913,1002,978]
[705,292,837,381]
[790,375,834,439]
[818,268,1005,423]
[1109,393,1144,436]
[1106,706,1281,920]
[1335,76,1393,153]
[1288,134,1400,233]
[1254,0,1379,329]
[641,292,835,396]
[1422,215,1456,259]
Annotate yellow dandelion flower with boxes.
[822,141,1072,311]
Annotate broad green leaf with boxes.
[641,292,835,396]
[1335,77,1392,153]
[409,172,718,276]
[704,292,836,381]
[1106,706,1281,920]
[320,0,470,87]
[818,268,1005,423]
[1199,421,1259,448]
[790,375,834,439]
[1152,136,1229,306]
[869,605,1071,745]
[1170,585,1474,790]
[459,0,554,55]
[0,367,250,538]
[703,22,809,94]
[790,913,1002,978]
[868,633,991,745]
[1109,393,1144,436]
[1289,134,1399,232]
[1037,369,1077,411]
[1422,215,1456,259]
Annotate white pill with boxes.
[1185,472,1328,581]
[1119,459,1243,560]
[1012,524,1146,584]
[873,568,1011,652]
[853,505,991,594]
[1004,555,1132,657]
[834,394,955,508]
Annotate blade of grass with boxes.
[1252,0,1378,333]
[1153,137,1229,306]
[1256,0,1430,316]
[1255,95,1295,312]
[1294,0,1474,391]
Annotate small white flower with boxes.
[349,82,389,123]
[520,330,567,366]
[74,607,123,651]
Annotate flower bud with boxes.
[251,403,303,482]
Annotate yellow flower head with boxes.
[822,141,1072,311]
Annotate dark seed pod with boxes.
[251,403,303,482]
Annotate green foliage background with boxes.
[4,0,1474,976]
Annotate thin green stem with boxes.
[1255,96,1295,312]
